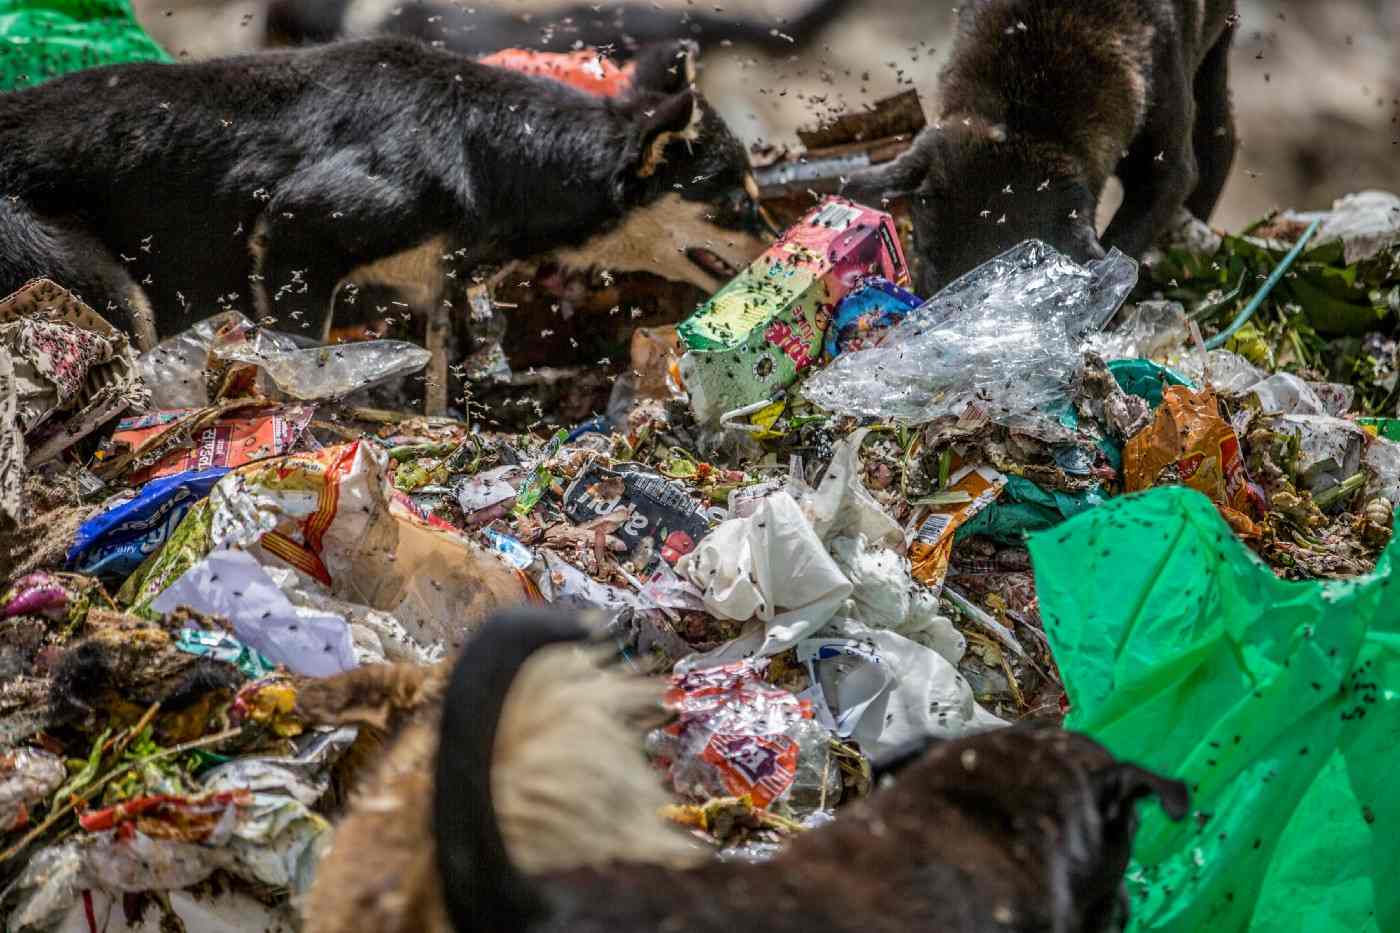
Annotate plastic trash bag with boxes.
[804,240,1137,424]
[676,491,852,658]
[136,311,251,410]
[0,0,171,93]
[1088,300,1190,362]
[800,618,1002,758]
[151,549,358,677]
[1030,487,1400,933]
[1284,190,1400,265]
[1269,413,1367,494]
[1176,349,1354,416]
[210,324,431,402]
[1,747,64,831]
[827,534,963,659]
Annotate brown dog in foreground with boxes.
[302,609,1187,933]
[846,0,1237,294]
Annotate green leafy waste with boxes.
[1030,487,1400,933]
[0,0,170,93]
[1145,218,1400,413]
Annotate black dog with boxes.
[266,0,851,58]
[0,38,765,344]
[846,0,1237,294]
[304,607,1189,933]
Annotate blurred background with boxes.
[133,0,1399,230]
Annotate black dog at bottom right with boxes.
[846,0,1236,295]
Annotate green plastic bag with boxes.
[0,0,169,92]
[1030,487,1400,933]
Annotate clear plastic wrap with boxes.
[210,325,431,401]
[137,310,251,409]
[1085,299,1189,361]
[1177,349,1355,415]
[803,240,1138,424]
[138,312,430,406]
[0,747,65,831]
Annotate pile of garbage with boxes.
[3,187,1400,932]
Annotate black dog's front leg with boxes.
[1102,51,1198,258]
[254,167,432,337]
[254,221,350,338]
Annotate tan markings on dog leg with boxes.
[344,235,450,312]
[423,299,451,416]
[550,192,767,293]
[125,283,158,351]
[248,216,272,324]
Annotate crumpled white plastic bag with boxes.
[677,491,852,658]
[681,618,1003,756]
[802,427,904,547]
[152,549,357,677]
[814,619,1005,756]
[827,534,965,662]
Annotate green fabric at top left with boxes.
[0,0,170,92]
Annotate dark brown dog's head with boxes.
[887,724,1188,933]
[844,119,1104,295]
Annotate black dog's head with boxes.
[879,724,1187,933]
[550,41,772,292]
[844,119,1104,295]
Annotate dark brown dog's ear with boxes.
[629,40,698,95]
[627,88,701,180]
[1096,763,1190,822]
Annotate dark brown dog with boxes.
[305,609,1188,933]
[846,0,1237,294]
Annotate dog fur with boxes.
[845,0,1237,294]
[265,0,851,58]
[305,609,1188,933]
[0,38,765,340]
[302,613,701,933]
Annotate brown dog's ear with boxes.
[629,40,698,95]
[628,88,702,180]
[1096,763,1190,822]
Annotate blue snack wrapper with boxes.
[823,276,922,360]
[68,468,230,581]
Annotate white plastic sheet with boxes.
[151,549,357,677]
[676,491,852,657]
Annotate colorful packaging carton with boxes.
[678,197,909,423]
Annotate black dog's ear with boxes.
[629,39,699,95]
[841,141,931,207]
[1095,763,1190,823]
[626,88,701,181]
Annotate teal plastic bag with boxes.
[1030,487,1400,933]
[1107,358,1193,408]
[957,474,1105,543]
[0,0,169,92]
